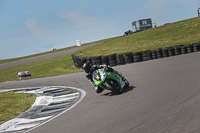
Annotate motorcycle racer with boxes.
[83,61,122,93]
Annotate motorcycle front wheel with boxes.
[105,82,122,94]
[95,86,104,93]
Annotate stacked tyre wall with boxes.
[72,43,200,68]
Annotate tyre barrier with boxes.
[142,51,152,61]
[108,54,117,66]
[71,54,88,68]
[91,56,102,65]
[174,45,182,55]
[148,51,153,60]
[168,47,175,56]
[71,54,81,68]
[72,42,200,68]
[187,44,193,53]
[101,56,109,65]
[95,56,102,65]
[162,48,169,57]
[181,46,187,54]
[133,52,143,62]
[123,52,133,64]
[156,49,163,59]
[117,54,125,65]
[193,43,200,52]
[90,57,96,65]
[152,50,157,59]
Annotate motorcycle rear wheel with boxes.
[122,76,129,88]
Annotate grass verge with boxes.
[74,17,200,57]
[0,53,83,82]
[0,92,36,125]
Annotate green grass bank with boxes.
[74,17,200,57]
[0,53,82,82]
[0,92,36,125]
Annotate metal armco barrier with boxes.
[18,71,31,79]
[72,43,200,68]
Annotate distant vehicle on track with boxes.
[132,18,153,33]
[123,18,153,36]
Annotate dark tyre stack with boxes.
[123,53,133,64]
[71,54,83,68]
[133,52,143,62]
[156,49,163,58]
[193,43,200,52]
[152,50,157,59]
[117,54,125,65]
[142,51,151,61]
[174,46,182,55]
[71,54,78,67]
[91,57,96,65]
[95,56,102,65]
[72,42,200,68]
[187,45,193,53]
[181,46,187,54]
[162,48,169,57]
[80,57,87,67]
[101,56,109,65]
[108,54,117,66]
[168,47,175,56]
[91,56,102,65]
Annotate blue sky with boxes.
[0,0,199,59]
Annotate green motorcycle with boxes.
[92,68,129,94]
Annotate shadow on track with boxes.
[101,86,135,96]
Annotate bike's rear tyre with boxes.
[122,76,129,88]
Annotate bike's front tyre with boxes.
[105,83,122,94]
[95,86,104,93]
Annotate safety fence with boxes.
[71,43,200,68]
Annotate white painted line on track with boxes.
[0,86,86,133]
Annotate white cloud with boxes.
[144,0,165,18]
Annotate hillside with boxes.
[1,17,200,82]
[74,17,200,57]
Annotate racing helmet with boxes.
[83,61,92,73]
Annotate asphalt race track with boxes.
[0,52,200,133]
